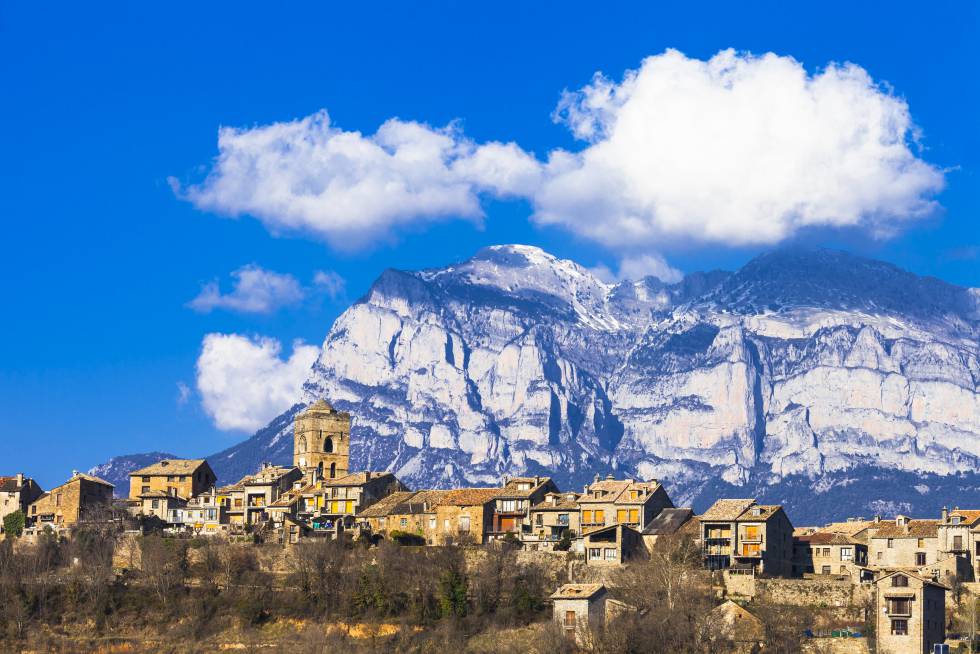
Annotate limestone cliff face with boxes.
[203,246,980,522]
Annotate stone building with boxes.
[128,459,216,501]
[356,489,447,542]
[525,491,581,548]
[581,523,645,565]
[700,499,794,576]
[28,472,114,529]
[168,487,228,536]
[436,488,500,545]
[793,531,870,581]
[296,471,408,533]
[937,506,980,581]
[294,400,350,481]
[873,570,946,654]
[221,463,303,527]
[137,490,186,523]
[705,600,765,653]
[0,473,44,532]
[867,516,940,570]
[640,507,694,553]
[578,475,673,533]
[487,476,556,540]
[551,583,609,646]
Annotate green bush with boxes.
[390,530,426,546]
[3,510,25,538]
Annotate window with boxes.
[329,463,336,479]
[141,486,150,494]
[888,598,911,615]
[588,548,601,560]
[617,509,628,523]
[459,516,471,532]
[55,492,61,507]
[629,490,638,500]
[151,499,159,509]
[297,435,306,452]
[917,538,925,548]
[953,535,963,550]
[952,516,962,525]
[887,539,894,548]
[167,475,175,482]
[744,526,760,541]
[840,547,853,561]
[604,548,617,561]
[324,437,333,453]
[915,552,926,566]
[564,610,576,629]
[400,518,407,527]
[535,514,543,526]
[890,619,908,635]
[444,519,450,531]
[142,476,150,483]
[892,575,909,587]
[429,517,436,530]
[595,510,605,524]
[583,510,593,524]
[517,482,531,491]
[877,551,882,561]
[629,509,638,524]
[821,565,831,574]
[500,499,517,512]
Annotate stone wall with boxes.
[755,578,870,609]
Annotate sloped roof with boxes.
[797,532,859,546]
[498,477,551,498]
[357,491,416,518]
[737,504,783,522]
[947,509,980,526]
[642,508,693,535]
[47,473,114,490]
[531,493,580,511]
[550,583,606,600]
[710,601,764,643]
[325,471,393,487]
[701,499,756,521]
[0,476,26,493]
[875,569,949,590]
[821,519,875,536]
[130,459,208,476]
[869,519,940,539]
[578,478,662,504]
[438,488,500,506]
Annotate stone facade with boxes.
[701,499,795,577]
[128,459,216,501]
[487,476,557,540]
[937,507,980,582]
[578,475,673,533]
[581,524,644,566]
[28,472,113,529]
[526,492,581,548]
[0,473,43,532]
[867,517,940,570]
[551,584,608,647]
[873,571,946,654]
[794,532,870,582]
[293,400,350,480]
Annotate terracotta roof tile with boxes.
[550,583,606,600]
[324,471,392,487]
[438,488,500,506]
[869,519,940,539]
[701,499,756,521]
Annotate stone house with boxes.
[578,475,673,534]
[700,499,794,576]
[138,490,186,523]
[873,570,946,654]
[28,472,114,529]
[793,531,870,581]
[0,473,44,532]
[705,600,765,653]
[356,490,446,542]
[867,516,940,570]
[169,487,228,536]
[640,507,694,554]
[581,523,645,565]
[128,459,216,501]
[525,491,581,549]
[487,476,556,540]
[937,506,980,582]
[551,583,609,646]
[297,471,407,533]
[436,488,500,545]
[221,463,303,527]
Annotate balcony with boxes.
[737,546,762,558]
[703,545,732,556]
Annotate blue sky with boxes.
[2,2,977,488]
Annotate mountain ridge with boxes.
[93,246,980,523]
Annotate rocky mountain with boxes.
[108,246,980,524]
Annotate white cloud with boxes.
[590,253,683,284]
[313,269,346,300]
[535,49,945,247]
[178,111,541,250]
[189,264,305,314]
[195,333,319,432]
[176,381,191,406]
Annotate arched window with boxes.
[316,462,323,479]
[324,437,333,453]
[329,462,337,479]
[297,435,306,452]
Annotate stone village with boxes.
[3,400,980,653]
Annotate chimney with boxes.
[71,470,79,478]
[593,473,601,484]
[534,476,541,486]
[16,473,24,487]
[365,472,372,481]
[551,495,559,506]
[874,515,881,524]
[606,473,615,481]
[942,506,949,522]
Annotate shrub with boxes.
[390,530,426,546]
[3,511,25,538]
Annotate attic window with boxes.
[892,575,908,587]
[951,516,962,525]
[751,508,763,516]
[517,483,531,491]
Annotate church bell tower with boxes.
[294,400,350,480]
